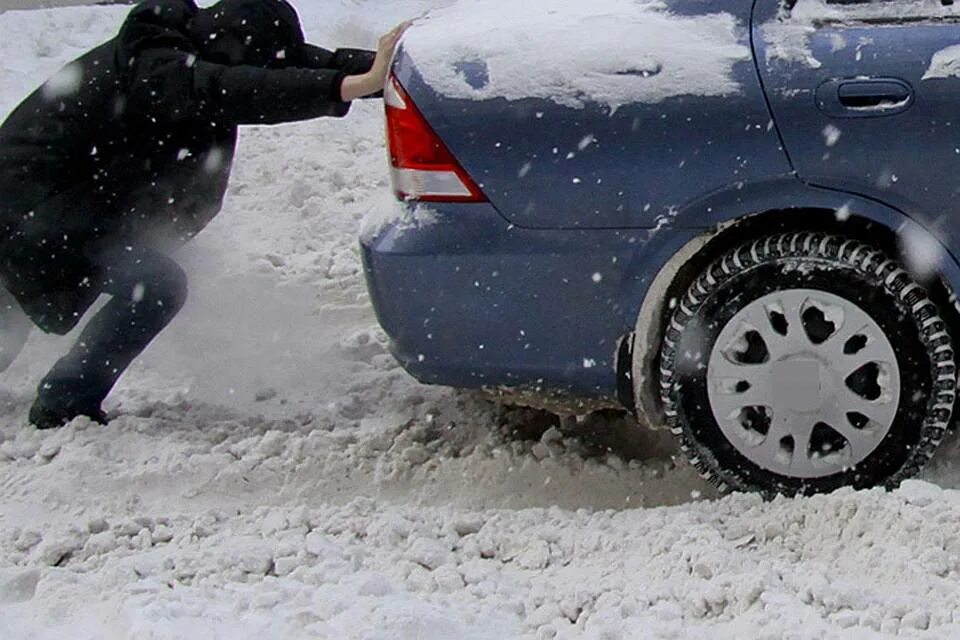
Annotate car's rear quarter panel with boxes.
[362,201,708,400]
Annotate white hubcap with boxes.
[707,289,901,478]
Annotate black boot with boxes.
[28,400,108,430]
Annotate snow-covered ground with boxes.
[4,2,960,639]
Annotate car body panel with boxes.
[362,200,705,401]
[393,0,792,230]
[362,179,960,405]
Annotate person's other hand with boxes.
[341,21,412,101]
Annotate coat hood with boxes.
[190,0,307,67]
[117,0,200,68]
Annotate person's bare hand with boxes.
[379,22,412,60]
[341,21,412,101]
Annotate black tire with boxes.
[658,232,956,496]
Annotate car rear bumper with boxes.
[360,200,702,404]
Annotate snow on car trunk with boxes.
[402,0,751,111]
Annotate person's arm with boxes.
[127,49,351,126]
[126,22,412,125]
[193,62,351,124]
[300,46,380,98]
[299,43,336,68]
[301,45,376,75]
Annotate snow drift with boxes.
[3,1,960,639]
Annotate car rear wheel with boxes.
[657,232,956,496]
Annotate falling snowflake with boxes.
[899,224,943,280]
[822,124,841,147]
[42,62,82,100]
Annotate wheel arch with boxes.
[628,180,960,429]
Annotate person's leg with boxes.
[0,287,31,372]
[30,248,188,429]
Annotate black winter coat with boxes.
[0,0,374,333]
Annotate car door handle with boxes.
[816,78,913,118]
[838,81,912,109]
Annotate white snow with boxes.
[760,19,822,69]
[4,2,960,639]
[835,202,852,222]
[402,0,751,111]
[360,196,441,243]
[923,44,960,80]
[762,0,960,70]
[899,222,945,281]
[40,61,82,100]
[822,124,841,147]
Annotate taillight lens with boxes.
[384,75,487,203]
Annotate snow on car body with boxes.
[361,0,960,495]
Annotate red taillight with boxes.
[384,75,487,203]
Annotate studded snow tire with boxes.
[657,232,956,496]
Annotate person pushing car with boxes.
[0,0,409,429]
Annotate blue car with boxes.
[361,0,960,496]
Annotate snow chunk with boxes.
[834,202,852,222]
[924,44,960,80]
[760,21,820,69]
[361,196,441,242]
[763,0,960,69]
[0,570,40,604]
[897,479,944,507]
[822,124,841,147]
[403,0,751,110]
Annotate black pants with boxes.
[36,247,188,412]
